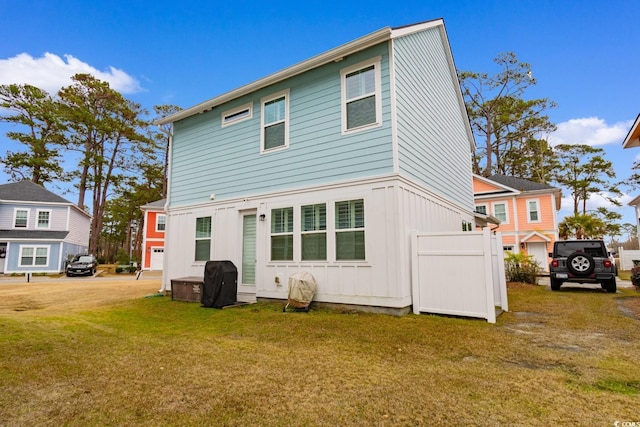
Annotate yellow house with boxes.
[473,174,561,271]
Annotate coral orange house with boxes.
[473,175,561,271]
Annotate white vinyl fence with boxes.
[411,228,508,323]
[617,247,640,271]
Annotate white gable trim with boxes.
[521,231,551,243]
[156,27,393,125]
[157,19,461,127]
[473,174,521,194]
[389,20,442,38]
[622,114,640,149]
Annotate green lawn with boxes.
[1,284,639,426]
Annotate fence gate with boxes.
[411,228,508,323]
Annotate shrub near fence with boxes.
[504,252,540,284]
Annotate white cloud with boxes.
[558,190,633,219]
[549,117,632,147]
[0,52,142,94]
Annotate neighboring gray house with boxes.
[0,181,90,274]
[156,19,477,311]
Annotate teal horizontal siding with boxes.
[393,27,474,210]
[170,43,394,207]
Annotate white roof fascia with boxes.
[628,194,640,207]
[389,19,443,38]
[622,114,640,149]
[156,27,392,125]
[473,174,521,194]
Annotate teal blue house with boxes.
[157,19,476,312]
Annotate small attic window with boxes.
[221,102,252,127]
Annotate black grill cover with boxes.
[202,260,238,308]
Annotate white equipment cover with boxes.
[287,272,317,308]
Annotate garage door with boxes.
[150,247,164,270]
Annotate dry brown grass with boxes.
[1,279,639,426]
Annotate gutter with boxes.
[155,27,393,125]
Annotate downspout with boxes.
[160,125,173,293]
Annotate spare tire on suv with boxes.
[548,240,616,293]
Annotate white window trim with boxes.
[492,202,509,224]
[475,204,488,215]
[194,216,212,263]
[36,209,52,229]
[13,208,30,229]
[300,203,328,262]
[221,102,253,127]
[503,246,515,254]
[269,207,295,261]
[156,214,166,233]
[340,56,383,135]
[260,89,290,154]
[527,199,541,223]
[335,199,366,261]
[19,245,49,267]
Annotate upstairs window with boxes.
[341,57,382,133]
[156,214,166,232]
[301,204,326,261]
[194,216,211,262]
[528,200,540,222]
[271,207,294,261]
[37,210,51,229]
[475,205,487,215]
[261,90,289,152]
[221,102,252,127]
[335,199,365,260]
[493,203,508,223]
[14,209,28,228]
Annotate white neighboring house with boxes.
[157,19,479,313]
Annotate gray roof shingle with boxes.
[0,181,72,204]
[486,175,557,192]
[0,230,70,239]
[140,198,166,210]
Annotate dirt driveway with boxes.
[0,275,161,315]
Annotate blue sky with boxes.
[1,0,639,224]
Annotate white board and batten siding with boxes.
[161,175,475,309]
[411,228,508,323]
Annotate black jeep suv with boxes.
[548,240,616,293]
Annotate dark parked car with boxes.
[66,255,98,277]
[548,240,616,293]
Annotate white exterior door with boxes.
[527,242,548,272]
[150,247,164,270]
